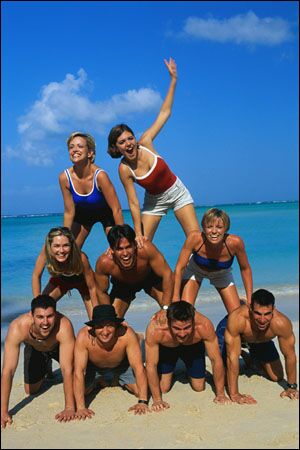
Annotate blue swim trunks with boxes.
[216,315,280,364]
[158,341,206,379]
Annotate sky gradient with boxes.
[2,1,299,215]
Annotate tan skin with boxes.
[225,303,299,404]
[94,238,174,318]
[59,135,123,249]
[32,234,99,320]
[173,218,253,313]
[114,58,199,247]
[1,308,76,429]
[145,310,230,412]
[74,322,149,418]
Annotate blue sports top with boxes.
[65,168,108,212]
[192,235,234,270]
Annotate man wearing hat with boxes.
[94,224,173,319]
[73,304,150,418]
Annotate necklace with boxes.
[29,326,48,343]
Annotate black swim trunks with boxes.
[74,204,115,228]
[109,270,162,304]
[24,344,60,384]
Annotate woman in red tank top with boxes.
[107,58,200,247]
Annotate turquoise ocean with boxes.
[1,202,299,342]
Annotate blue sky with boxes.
[2,1,299,215]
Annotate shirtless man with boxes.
[145,301,230,411]
[225,288,299,404]
[1,295,76,428]
[94,224,173,318]
[74,304,150,418]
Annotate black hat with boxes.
[85,305,124,327]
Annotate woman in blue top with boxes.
[59,132,124,248]
[173,208,253,313]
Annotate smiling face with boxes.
[203,217,226,245]
[68,136,93,163]
[170,319,194,344]
[32,307,56,338]
[250,302,274,331]
[50,235,72,264]
[93,321,118,345]
[112,237,137,271]
[115,131,138,160]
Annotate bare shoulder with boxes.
[195,312,215,338]
[227,234,244,250]
[7,313,32,341]
[145,320,164,344]
[227,305,247,331]
[271,309,294,336]
[57,313,75,337]
[96,253,114,273]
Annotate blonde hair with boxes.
[201,208,230,232]
[67,132,96,163]
[45,227,83,276]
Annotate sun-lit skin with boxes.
[169,319,194,344]
[93,321,118,346]
[31,307,56,339]
[112,237,137,271]
[68,136,92,164]
[203,218,227,246]
[250,303,274,331]
[115,132,138,161]
[49,235,72,264]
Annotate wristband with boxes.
[161,305,169,311]
[287,383,297,390]
[138,399,149,405]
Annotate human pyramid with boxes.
[1,58,298,429]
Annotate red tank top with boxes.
[129,146,177,195]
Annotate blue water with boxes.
[1,202,299,340]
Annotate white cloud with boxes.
[7,69,162,166]
[179,11,293,46]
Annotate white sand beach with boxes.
[1,318,299,449]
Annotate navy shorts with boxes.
[216,315,280,364]
[85,358,135,388]
[109,270,162,304]
[248,341,279,363]
[158,342,206,379]
[24,344,59,384]
[74,205,115,228]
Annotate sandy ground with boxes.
[1,321,299,449]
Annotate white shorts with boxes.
[182,256,235,289]
[142,177,194,216]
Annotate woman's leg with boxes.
[174,204,200,237]
[181,279,201,305]
[141,214,163,241]
[71,222,92,249]
[216,285,241,314]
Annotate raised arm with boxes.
[73,329,95,419]
[1,320,23,428]
[233,236,253,306]
[173,232,198,301]
[32,246,47,297]
[96,171,124,227]
[59,172,75,229]
[139,58,177,146]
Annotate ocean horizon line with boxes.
[1,199,299,219]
